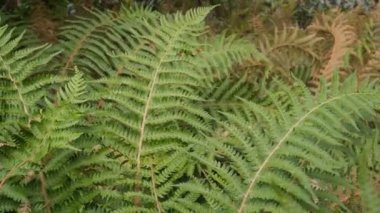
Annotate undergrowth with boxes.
[0,3,380,213]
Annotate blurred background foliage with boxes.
[1,0,379,42]
[1,0,379,89]
[1,0,379,94]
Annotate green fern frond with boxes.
[186,73,380,212]
[199,75,259,119]
[195,33,263,84]
[0,23,62,129]
[86,7,216,210]
[357,132,380,213]
[4,4,380,212]
[55,67,86,104]
[56,6,158,77]
[76,6,257,211]
[0,15,41,47]
[0,70,119,211]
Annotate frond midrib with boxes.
[60,16,117,75]
[0,56,32,126]
[237,91,377,213]
[134,17,196,208]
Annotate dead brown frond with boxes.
[308,13,357,87]
[352,9,380,82]
[359,51,380,81]
[248,26,321,81]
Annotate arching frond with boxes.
[309,14,357,87]
[357,144,380,213]
[198,75,263,120]
[248,26,321,81]
[356,16,380,81]
[185,74,380,212]
[55,6,159,77]
[0,23,61,128]
[80,6,257,211]
[2,4,380,213]
[0,71,119,211]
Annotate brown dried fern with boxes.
[359,51,380,81]
[308,14,357,87]
[248,26,321,81]
[353,8,380,82]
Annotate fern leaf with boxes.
[56,6,158,77]
[249,27,321,81]
[76,6,258,211]
[0,70,118,211]
[309,14,357,87]
[0,23,61,130]
[357,138,380,213]
[83,7,216,211]
[186,73,380,212]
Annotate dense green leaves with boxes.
[1,6,380,213]
[185,75,380,212]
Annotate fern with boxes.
[2,5,380,212]
[55,6,159,77]
[248,26,321,82]
[184,74,380,212]
[0,21,119,210]
[75,6,257,211]
[357,17,380,81]
[0,23,62,129]
[308,14,357,86]
[1,70,120,211]
[199,75,259,119]
[357,142,380,213]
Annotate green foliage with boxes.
[1,5,380,212]
[185,75,380,212]
[55,6,160,77]
[358,144,380,213]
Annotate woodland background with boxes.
[1,0,379,42]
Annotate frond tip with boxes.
[57,66,86,104]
